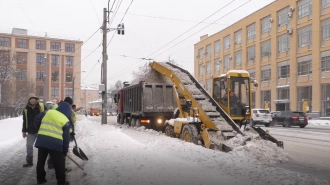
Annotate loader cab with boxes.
[213,70,255,122]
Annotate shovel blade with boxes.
[73,146,89,161]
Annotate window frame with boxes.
[278,34,290,53]
[261,15,271,34]
[261,65,271,82]
[214,40,220,54]
[261,39,271,57]
[297,55,312,76]
[224,35,230,49]
[18,39,27,48]
[234,29,242,44]
[247,45,256,61]
[51,55,60,67]
[235,50,242,66]
[65,43,74,52]
[51,71,59,82]
[0,37,9,47]
[247,23,256,40]
[277,60,290,78]
[36,40,46,50]
[16,69,27,81]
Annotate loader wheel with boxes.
[135,119,141,127]
[181,124,198,145]
[130,118,136,127]
[165,125,175,138]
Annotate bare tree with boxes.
[114,80,123,90]
[132,62,150,79]
[0,48,17,106]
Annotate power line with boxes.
[153,0,252,58]
[109,0,121,26]
[16,0,36,29]
[82,59,101,81]
[90,0,102,25]
[105,0,237,80]
[108,0,117,24]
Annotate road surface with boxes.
[261,125,330,182]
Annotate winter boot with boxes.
[57,180,70,185]
[37,179,47,184]
[23,156,33,167]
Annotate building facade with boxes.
[194,0,330,116]
[81,87,100,110]
[0,28,83,107]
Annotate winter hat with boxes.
[64,97,73,105]
[28,93,38,100]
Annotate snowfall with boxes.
[0,116,330,185]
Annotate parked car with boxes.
[270,111,280,117]
[272,111,308,128]
[251,109,272,127]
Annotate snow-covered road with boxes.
[1,116,330,185]
[263,125,330,181]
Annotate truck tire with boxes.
[181,124,198,145]
[119,113,124,125]
[130,118,136,127]
[165,125,175,137]
[135,119,141,127]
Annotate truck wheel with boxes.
[135,119,141,127]
[130,118,136,127]
[119,114,124,125]
[165,125,175,137]
[181,124,198,145]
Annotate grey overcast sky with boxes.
[0,0,274,88]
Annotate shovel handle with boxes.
[67,155,85,171]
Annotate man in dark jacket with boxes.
[22,93,47,167]
[34,102,72,185]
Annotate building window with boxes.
[17,39,27,48]
[224,35,230,49]
[278,88,290,100]
[65,43,74,52]
[247,45,255,61]
[235,50,242,66]
[247,69,255,79]
[51,87,59,97]
[261,65,271,82]
[297,86,312,112]
[321,50,330,72]
[16,52,27,64]
[65,88,73,97]
[261,90,271,110]
[261,15,271,34]
[278,7,289,27]
[36,86,43,97]
[322,18,330,41]
[36,70,45,81]
[199,80,204,87]
[224,55,230,69]
[252,91,256,108]
[321,83,330,116]
[322,0,330,9]
[278,60,290,78]
[66,56,74,68]
[206,44,211,57]
[66,72,73,82]
[198,48,204,60]
[16,70,27,81]
[36,54,45,66]
[234,29,242,44]
[51,42,60,50]
[247,23,256,40]
[261,39,271,57]
[51,55,60,66]
[214,58,220,73]
[199,64,204,76]
[278,34,290,53]
[298,25,312,48]
[214,40,220,54]
[298,0,312,19]
[51,71,59,82]
[0,37,9,47]
[36,40,46,50]
[206,79,212,93]
[297,55,312,76]
[206,61,211,75]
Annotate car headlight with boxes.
[157,119,162,124]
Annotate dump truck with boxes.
[114,81,176,131]
[149,61,283,152]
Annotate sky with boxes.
[0,0,275,89]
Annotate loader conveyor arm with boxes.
[150,61,244,136]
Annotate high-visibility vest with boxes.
[52,104,58,110]
[38,110,69,140]
[23,103,45,129]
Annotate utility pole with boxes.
[101,7,108,125]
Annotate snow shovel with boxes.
[72,136,89,161]
[67,155,87,176]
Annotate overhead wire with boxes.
[105,0,240,81]
[90,0,102,25]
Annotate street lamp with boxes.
[72,71,85,103]
[43,48,63,103]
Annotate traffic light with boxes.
[117,23,125,35]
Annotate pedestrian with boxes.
[34,102,72,185]
[22,93,47,168]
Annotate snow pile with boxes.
[131,68,172,85]
[308,120,330,126]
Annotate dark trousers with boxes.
[37,147,66,184]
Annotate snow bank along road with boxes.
[259,125,330,182]
[77,116,329,185]
[0,116,329,185]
